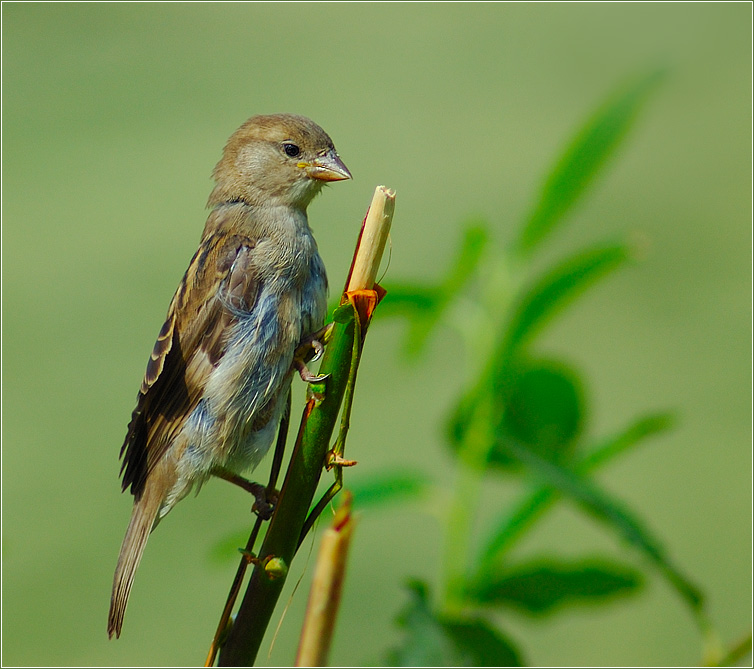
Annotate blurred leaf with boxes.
[491,358,584,468]
[497,437,704,615]
[376,284,443,355]
[376,284,442,318]
[389,581,522,667]
[441,221,490,296]
[450,358,585,468]
[379,221,491,356]
[348,471,430,509]
[469,558,642,615]
[581,411,675,470]
[441,618,522,667]
[388,581,452,667]
[714,633,753,668]
[447,392,476,449]
[479,412,675,566]
[450,246,669,462]
[500,242,631,363]
[516,68,666,255]
[208,529,250,565]
[449,242,630,451]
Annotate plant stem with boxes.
[217,187,394,667]
[441,397,494,614]
[295,492,356,667]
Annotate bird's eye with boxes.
[283,143,301,158]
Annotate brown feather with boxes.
[120,228,259,498]
[108,458,177,638]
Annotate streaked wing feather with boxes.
[120,233,258,498]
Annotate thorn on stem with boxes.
[326,451,358,471]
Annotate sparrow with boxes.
[108,113,351,639]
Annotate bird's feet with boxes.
[212,467,278,520]
[293,323,333,383]
[251,487,279,520]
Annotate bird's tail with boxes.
[107,480,163,639]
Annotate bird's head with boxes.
[208,113,351,210]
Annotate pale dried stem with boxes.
[295,493,356,667]
[345,185,395,293]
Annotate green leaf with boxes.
[376,285,443,356]
[479,412,676,566]
[448,243,628,452]
[208,529,251,565]
[442,221,490,296]
[447,392,474,449]
[490,358,584,468]
[580,412,675,470]
[332,301,357,324]
[495,437,704,614]
[469,558,642,615]
[500,242,630,363]
[448,244,631,454]
[388,581,523,667]
[441,619,522,667]
[389,581,454,667]
[379,222,491,357]
[516,68,666,255]
[376,284,441,318]
[448,241,631,468]
[348,471,429,509]
[451,358,585,468]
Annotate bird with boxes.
[108,113,351,639]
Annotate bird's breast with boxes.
[211,241,327,426]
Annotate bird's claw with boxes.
[251,486,278,520]
[310,338,325,362]
[293,325,332,383]
[294,358,329,384]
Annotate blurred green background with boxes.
[3,3,750,666]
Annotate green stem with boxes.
[218,305,358,667]
[710,632,752,667]
[441,397,494,614]
[441,255,514,614]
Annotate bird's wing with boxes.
[119,231,259,498]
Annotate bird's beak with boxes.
[304,149,352,182]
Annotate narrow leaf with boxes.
[448,244,629,454]
[480,412,675,565]
[469,558,642,615]
[495,437,703,614]
[501,242,630,362]
[376,284,441,318]
[442,221,490,296]
[516,68,666,255]
[348,471,429,509]
[580,412,675,470]
[380,222,491,357]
